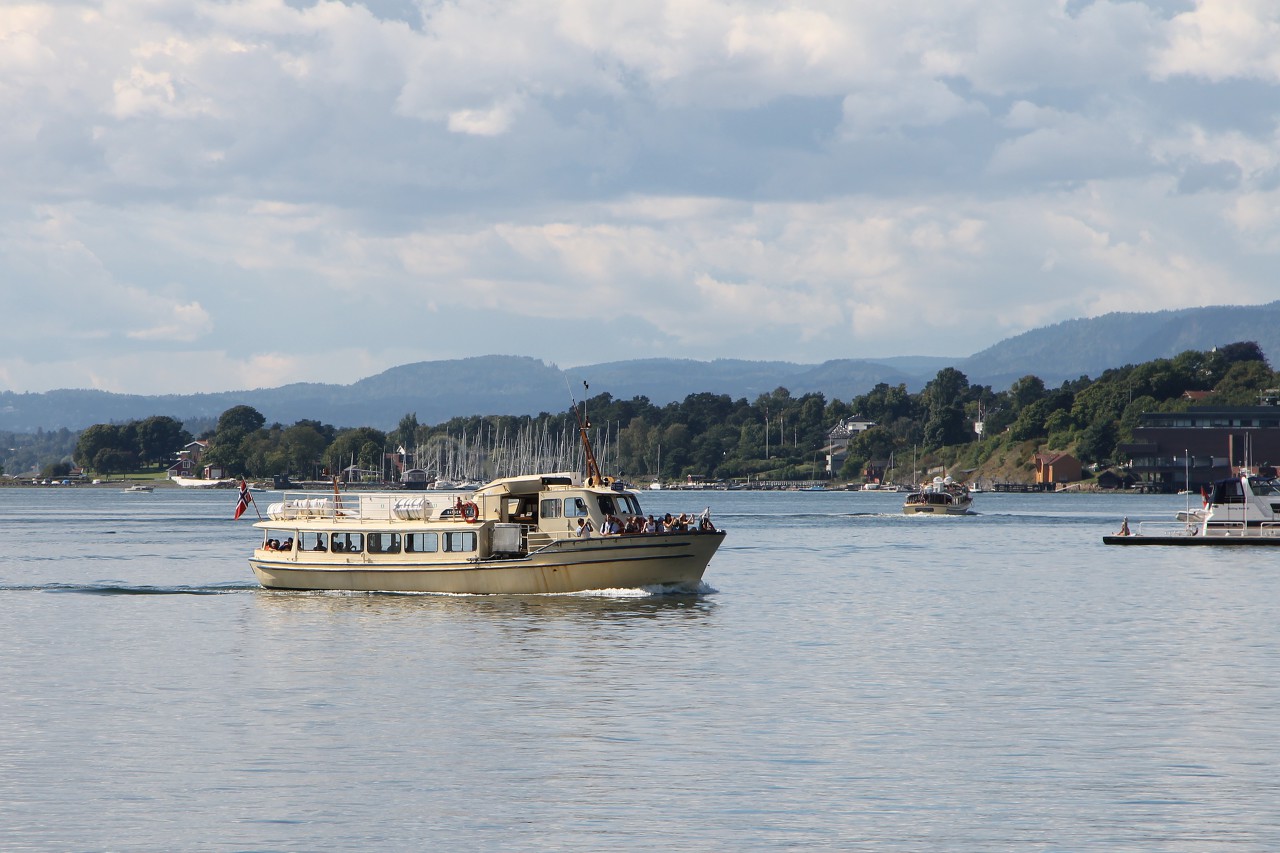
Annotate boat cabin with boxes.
[254,473,676,563]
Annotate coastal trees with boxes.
[136,416,191,467]
[75,417,188,475]
[50,340,1280,487]
[922,368,972,448]
[200,405,268,476]
[325,427,387,478]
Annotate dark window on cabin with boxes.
[541,498,562,519]
[335,533,363,553]
[405,533,438,553]
[300,532,327,551]
[367,532,401,554]
[597,496,617,516]
[444,531,477,553]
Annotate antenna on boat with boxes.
[567,378,604,486]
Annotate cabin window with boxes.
[565,497,590,518]
[332,533,364,553]
[300,532,328,552]
[262,530,296,551]
[404,532,438,553]
[617,495,641,515]
[597,495,618,516]
[541,498,562,519]
[444,531,477,553]
[367,532,402,554]
[408,533,439,553]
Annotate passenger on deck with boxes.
[699,517,716,533]
[576,518,594,538]
[643,515,656,533]
[654,515,666,534]
[604,515,623,535]
[623,516,640,534]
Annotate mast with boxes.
[568,380,603,485]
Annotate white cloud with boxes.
[1,0,1278,397]
[1153,0,1280,82]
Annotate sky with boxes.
[3,0,1280,395]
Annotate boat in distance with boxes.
[1104,471,1280,545]
[903,476,974,515]
[248,473,724,593]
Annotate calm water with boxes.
[2,486,1279,851]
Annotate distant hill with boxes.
[2,301,1277,432]
[957,300,1280,387]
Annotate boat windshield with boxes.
[1249,477,1280,496]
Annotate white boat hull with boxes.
[249,532,722,594]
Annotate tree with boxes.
[136,416,190,467]
[1008,375,1047,411]
[94,447,137,477]
[394,413,419,455]
[216,405,266,436]
[76,423,123,469]
[282,423,329,478]
[922,368,972,447]
[1077,419,1118,465]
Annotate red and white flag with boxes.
[234,479,252,520]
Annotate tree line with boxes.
[62,341,1277,484]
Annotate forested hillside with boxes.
[42,342,1278,487]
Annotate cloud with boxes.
[1153,0,1280,82]
[1,0,1279,397]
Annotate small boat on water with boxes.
[903,476,973,515]
[1104,472,1280,545]
[122,484,154,493]
[245,402,725,594]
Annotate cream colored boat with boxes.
[248,473,724,594]
[903,476,974,515]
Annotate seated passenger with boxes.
[643,515,656,533]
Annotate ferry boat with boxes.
[245,403,725,593]
[1104,472,1280,545]
[903,476,974,515]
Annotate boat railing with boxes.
[266,491,459,523]
[1135,520,1199,537]
[1205,520,1280,538]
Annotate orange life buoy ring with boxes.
[460,501,479,523]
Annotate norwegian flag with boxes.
[234,479,253,520]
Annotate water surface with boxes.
[2,487,1277,850]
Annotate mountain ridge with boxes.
[3,301,1278,432]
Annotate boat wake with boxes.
[565,580,718,598]
[2,582,257,596]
